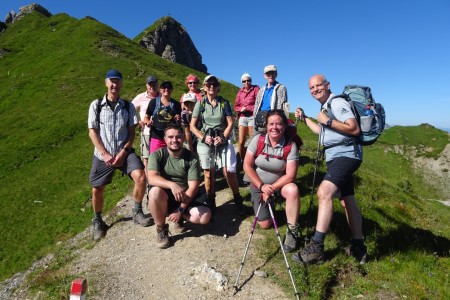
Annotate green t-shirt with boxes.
[148,148,200,190]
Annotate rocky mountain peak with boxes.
[137,16,207,73]
[4,3,52,24]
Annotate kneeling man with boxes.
[147,124,212,249]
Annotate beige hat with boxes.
[264,65,277,73]
[203,75,220,85]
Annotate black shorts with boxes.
[89,150,144,187]
[249,186,271,221]
[163,189,209,214]
[323,157,361,197]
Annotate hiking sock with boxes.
[134,202,143,213]
[94,211,102,220]
[312,230,326,245]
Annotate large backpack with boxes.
[254,134,294,161]
[328,85,385,146]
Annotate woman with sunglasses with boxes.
[243,109,301,253]
[180,74,203,109]
[234,73,260,166]
[190,75,244,216]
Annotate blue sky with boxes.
[2,0,449,131]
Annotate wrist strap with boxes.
[259,182,264,191]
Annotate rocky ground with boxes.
[2,177,293,300]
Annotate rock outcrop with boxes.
[137,16,207,73]
[4,3,52,24]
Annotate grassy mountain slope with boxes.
[0,11,237,280]
[0,10,448,299]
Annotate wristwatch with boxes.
[177,207,185,214]
[123,146,132,152]
[326,118,333,127]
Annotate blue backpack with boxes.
[328,85,386,146]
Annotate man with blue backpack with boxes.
[293,74,368,265]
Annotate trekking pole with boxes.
[267,197,300,300]
[304,125,323,245]
[233,201,263,294]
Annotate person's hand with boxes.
[317,111,329,125]
[168,211,182,223]
[102,152,114,166]
[260,183,275,196]
[145,118,153,127]
[138,120,145,130]
[204,135,214,146]
[170,182,186,202]
[111,150,126,167]
[213,136,223,146]
[174,114,180,122]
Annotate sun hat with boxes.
[182,93,197,103]
[263,65,277,73]
[203,75,219,85]
[105,69,122,79]
[241,73,252,82]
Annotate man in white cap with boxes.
[252,65,290,136]
[88,70,153,242]
[132,75,160,171]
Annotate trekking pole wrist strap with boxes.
[259,182,265,191]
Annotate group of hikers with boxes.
[87,65,367,265]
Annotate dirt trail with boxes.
[65,183,292,300]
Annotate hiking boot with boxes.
[344,243,368,264]
[92,218,108,242]
[172,219,186,234]
[156,224,171,249]
[292,239,324,264]
[132,208,154,227]
[283,223,299,253]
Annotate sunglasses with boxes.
[188,82,199,85]
[242,80,251,83]
[205,82,219,88]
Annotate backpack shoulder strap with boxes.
[152,96,162,118]
[254,134,266,159]
[282,140,293,161]
[96,97,103,128]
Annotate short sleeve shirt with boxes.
[191,96,233,132]
[88,95,137,159]
[247,134,299,184]
[145,98,182,139]
[132,91,156,135]
[322,94,363,162]
[148,148,200,190]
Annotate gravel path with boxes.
[68,182,291,300]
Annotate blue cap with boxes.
[105,69,123,80]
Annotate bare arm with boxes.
[317,111,360,136]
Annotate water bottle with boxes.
[360,105,374,133]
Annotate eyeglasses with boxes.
[242,80,251,83]
[265,71,276,77]
[205,82,219,88]
[188,82,199,85]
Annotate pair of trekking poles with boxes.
[233,195,300,299]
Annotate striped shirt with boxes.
[88,95,137,160]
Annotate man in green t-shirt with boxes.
[147,124,212,249]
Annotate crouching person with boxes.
[147,124,212,249]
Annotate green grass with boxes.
[251,124,449,299]
[0,11,237,281]
[1,10,449,300]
